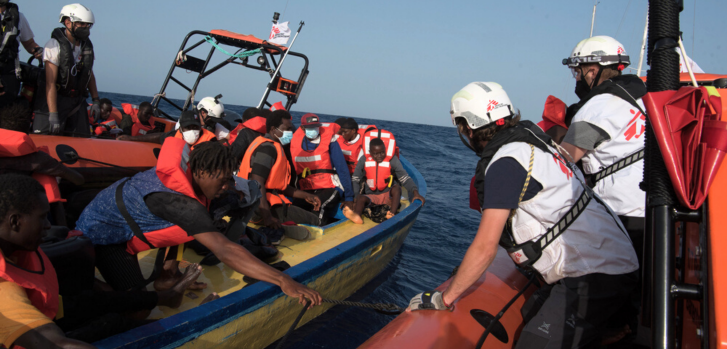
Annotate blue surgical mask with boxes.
[304,127,319,139]
[278,130,293,145]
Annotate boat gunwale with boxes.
[94,155,427,349]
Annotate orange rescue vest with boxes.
[290,127,337,190]
[270,101,286,111]
[337,134,364,174]
[228,116,267,143]
[93,119,119,136]
[0,130,65,204]
[125,138,208,254]
[173,128,217,150]
[363,155,394,192]
[0,249,59,320]
[238,137,292,206]
[362,128,398,159]
[122,103,157,136]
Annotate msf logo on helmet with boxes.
[486,100,499,112]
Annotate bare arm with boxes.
[559,142,588,163]
[442,208,509,306]
[13,323,96,349]
[193,230,322,306]
[20,38,41,57]
[45,62,58,113]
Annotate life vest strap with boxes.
[301,168,337,179]
[585,148,644,188]
[115,179,155,250]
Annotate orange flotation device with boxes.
[173,128,217,150]
[0,130,65,203]
[238,137,291,206]
[229,116,267,144]
[0,248,59,320]
[121,103,158,136]
[290,126,337,190]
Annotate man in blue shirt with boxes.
[290,114,354,224]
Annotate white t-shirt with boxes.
[42,36,82,67]
[0,11,33,44]
[174,120,230,139]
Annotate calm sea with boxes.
[99,91,483,349]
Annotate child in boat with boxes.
[408,82,638,348]
[345,138,424,224]
[0,174,218,348]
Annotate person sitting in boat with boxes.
[560,36,646,288]
[537,95,569,144]
[75,138,322,307]
[91,98,121,137]
[238,111,323,229]
[408,82,639,348]
[229,107,270,165]
[169,96,230,140]
[117,102,160,137]
[32,4,99,137]
[0,173,225,348]
[290,113,354,225]
[336,118,367,174]
[345,138,424,224]
[0,102,84,226]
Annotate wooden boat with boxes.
[26,24,428,349]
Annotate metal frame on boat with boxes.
[151,29,309,120]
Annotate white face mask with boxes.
[182,129,201,145]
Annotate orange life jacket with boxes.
[125,138,208,254]
[364,155,394,192]
[87,105,122,125]
[173,128,217,150]
[121,103,157,136]
[337,134,364,174]
[290,127,337,190]
[362,128,398,159]
[0,248,59,320]
[238,137,291,206]
[0,130,65,204]
[93,119,119,136]
[228,116,267,143]
[320,122,341,135]
[270,101,286,111]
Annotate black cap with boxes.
[179,110,201,128]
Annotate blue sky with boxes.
[21,1,727,126]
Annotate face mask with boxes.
[574,78,591,100]
[72,26,90,41]
[278,130,293,145]
[304,128,319,139]
[182,129,200,145]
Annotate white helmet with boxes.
[450,82,515,129]
[562,36,629,76]
[59,4,95,25]
[197,96,225,119]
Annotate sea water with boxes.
[99,91,483,348]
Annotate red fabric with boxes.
[0,249,59,320]
[270,101,286,111]
[643,86,726,209]
[0,130,37,157]
[290,126,336,190]
[540,95,568,131]
[126,225,195,255]
[122,103,156,136]
[469,175,480,211]
[155,138,206,205]
[364,192,392,206]
[228,117,267,143]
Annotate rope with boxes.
[203,36,262,59]
[274,299,310,349]
[475,274,537,349]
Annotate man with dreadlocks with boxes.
[75,138,322,307]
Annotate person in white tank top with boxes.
[408,82,639,348]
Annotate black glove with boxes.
[409,290,453,311]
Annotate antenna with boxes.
[590,2,599,37]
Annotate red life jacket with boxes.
[0,249,59,320]
[290,127,337,190]
[122,103,157,136]
[238,137,292,207]
[93,119,119,136]
[125,138,208,254]
[270,101,286,111]
[337,133,363,174]
[362,128,398,159]
[320,122,341,135]
[0,130,65,204]
[228,116,267,143]
[173,128,217,150]
[363,155,394,192]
